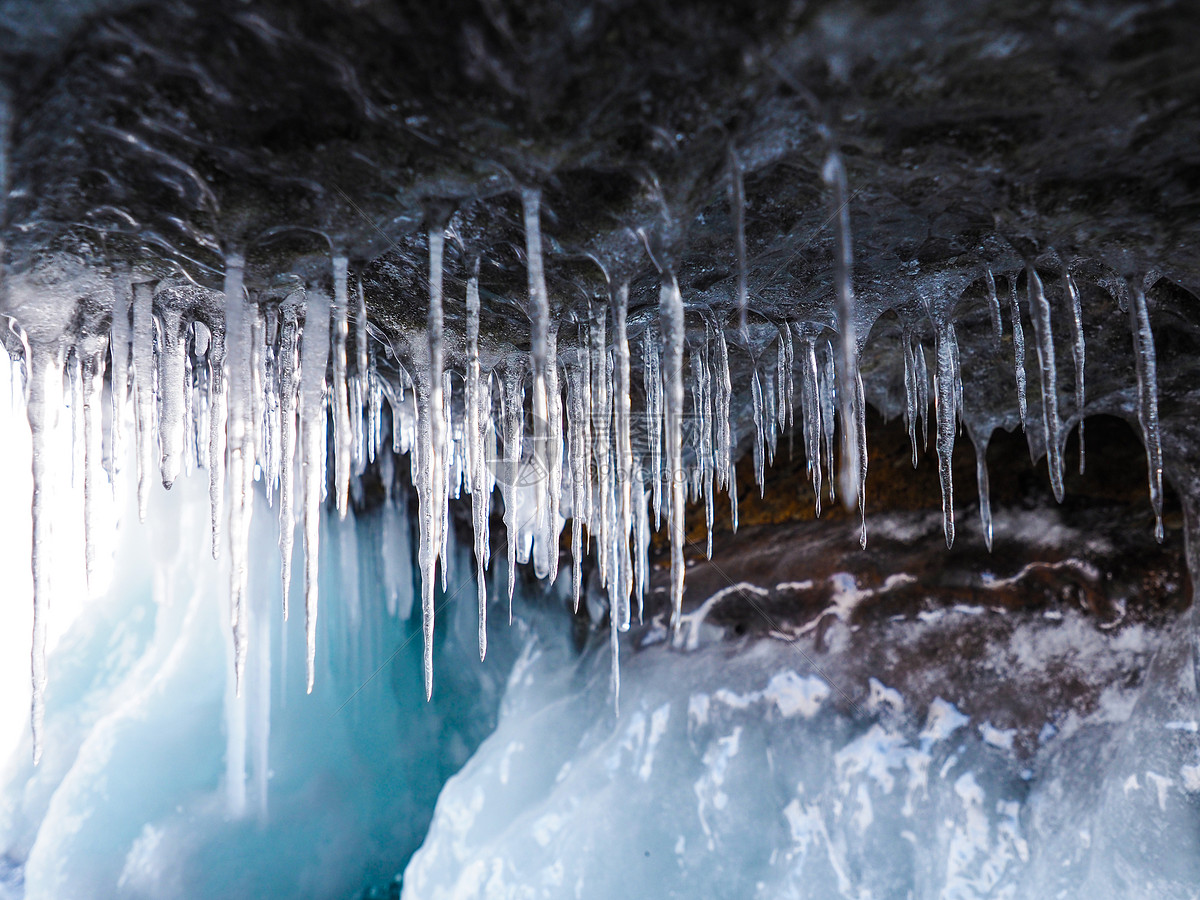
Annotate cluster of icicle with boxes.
[8,176,1166,763]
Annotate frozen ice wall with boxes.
[406,601,1200,899]
[0,453,560,900]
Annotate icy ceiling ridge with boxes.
[1,0,1198,765]
[0,191,1176,767]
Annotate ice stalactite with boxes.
[156,298,188,490]
[1027,266,1064,502]
[299,284,331,693]
[903,332,919,468]
[823,151,861,512]
[589,293,610,591]
[522,188,552,581]
[332,256,353,518]
[132,280,156,522]
[798,331,823,514]
[855,369,868,548]
[1066,270,1086,474]
[714,323,736,530]
[501,358,523,614]
[466,266,490,659]
[223,252,254,695]
[985,268,1003,351]
[934,323,959,548]
[419,228,448,699]
[818,340,838,505]
[26,341,62,766]
[566,335,587,612]
[644,327,662,529]
[207,312,227,560]
[1129,282,1164,542]
[108,268,132,488]
[613,283,634,615]
[277,296,300,619]
[80,337,105,586]
[972,427,994,551]
[660,273,686,629]
[1008,274,1028,430]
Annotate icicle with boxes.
[1008,275,1028,429]
[985,268,1003,351]
[466,267,490,659]
[1129,283,1164,542]
[81,343,105,586]
[715,324,736,528]
[902,334,918,468]
[545,325,563,586]
[157,302,188,489]
[522,188,553,573]
[818,340,837,504]
[589,295,610,586]
[823,151,861,511]
[131,280,156,521]
[699,323,714,558]
[613,283,633,626]
[914,339,930,451]
[729,147,749,338]
[331,255,352,518]
[1065,270,1086,474]
[566,340,587,612]
[1027,266,1064,501]
[277,297,300,619]
[222,252,253,696]
[661,273,686,629]
[973,430,993,552]
[299,286,331,694]
[643,328,662,528]
[751,368,765,495]
[501,359,523,613]
[208,318,227,560]
[934,324,959,548]
[354,273,369,472]
[418,228,448,700]
[108,269,132,486]
[27,341,63,765]
[855,369,868,548]
[799,334,823,513]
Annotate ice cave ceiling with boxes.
[2,0,1200,897]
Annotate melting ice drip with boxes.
[1,167,1168,765]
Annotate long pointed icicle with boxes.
[613,283,634,624]
[208,319,227,560]
[1129,282,1165,542]
[1026,266,1064,501]
[131,280,156,522]
[715,323,736,530]
[27,341,63,765]
[974,430,994,552]
[1065,270,1086,474]
[522,188,552,575]
[661,273,686,629]
[985,268,1003,351]
[223,252,253,695]
[108,268,132,486]
[902,334,919,468]
[935,324,959,548]
[1009,275,1028,430]
[299,286,331,694]
[277,298,300,619]
[332,256,353,519]
[419,228,448,700]
[800,334,823,512]
[823,151,861,511]
[81,343,105,586]
[157,301,188,490]
[466,268,490,659]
